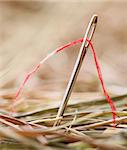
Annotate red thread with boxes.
[87,39,116,127]
[14,38,116,126]
[15,63,41,100]
[15,38,83,101]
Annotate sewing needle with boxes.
[54,14,98,126]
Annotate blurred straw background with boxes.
[0,0,127,101]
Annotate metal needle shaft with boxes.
[54,15,98,126]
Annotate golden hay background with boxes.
[0,1,127,96]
